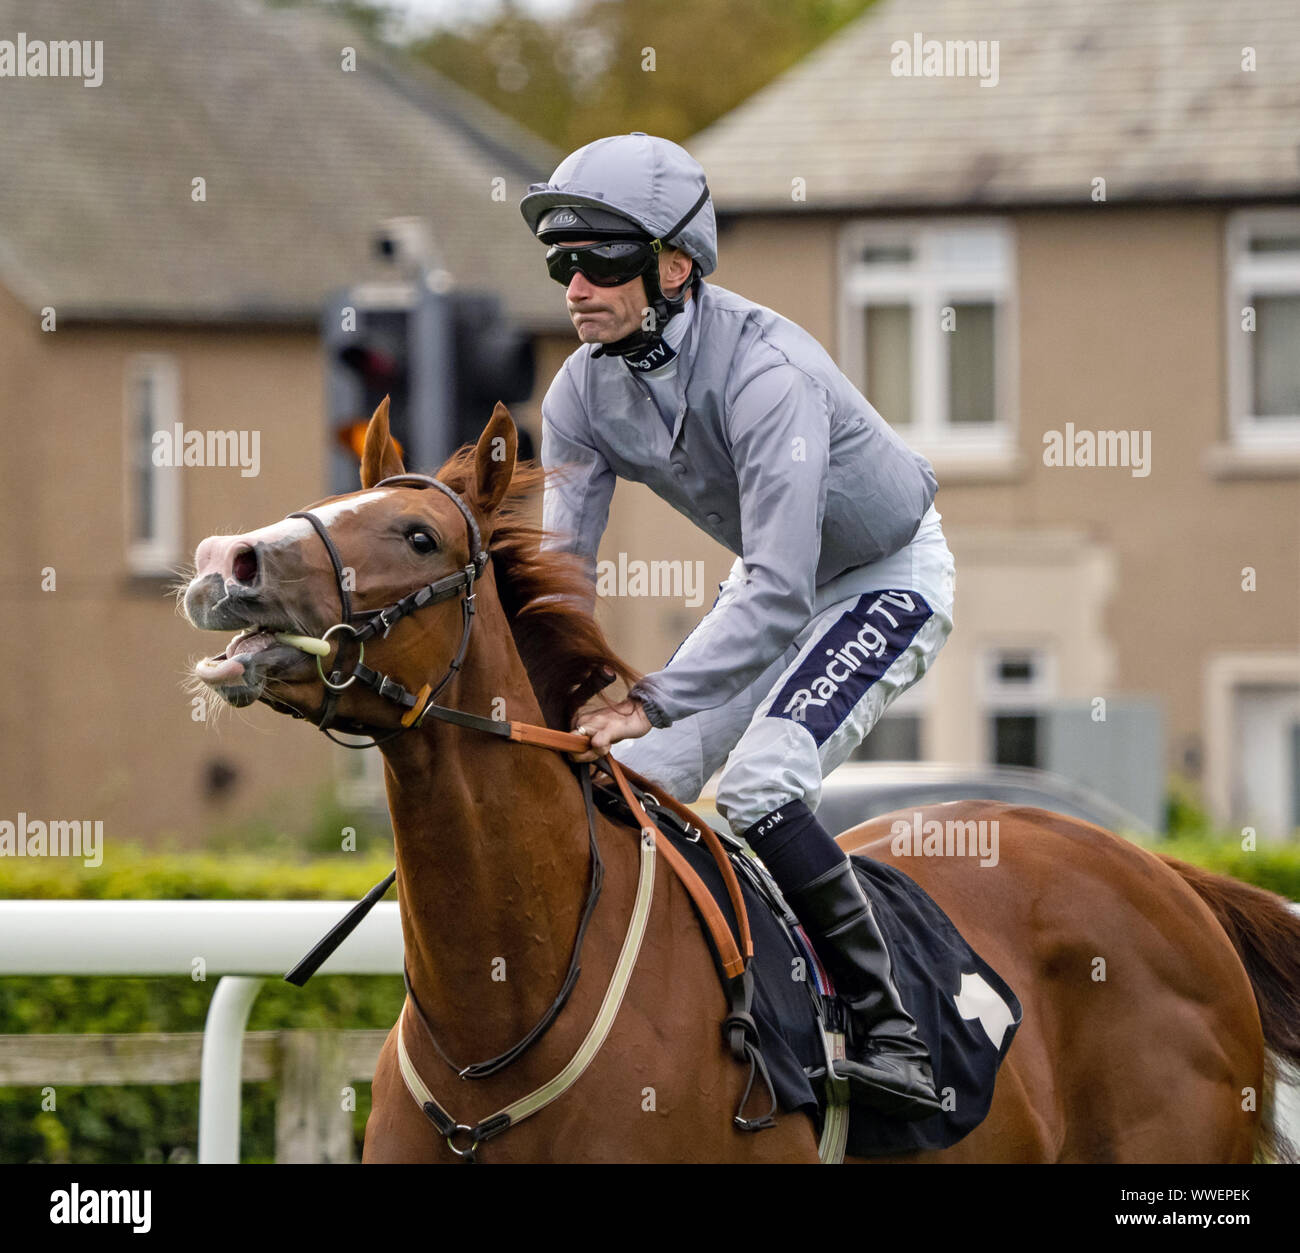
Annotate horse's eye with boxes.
[407,531,437,555]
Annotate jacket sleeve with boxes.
[539,368,615,614]
[631,364,830,727]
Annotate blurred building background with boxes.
[0,0,1296,844]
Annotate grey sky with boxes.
[383,0,583,35]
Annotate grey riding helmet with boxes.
[520,133,716,360]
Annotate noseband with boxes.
[282,474,490,748]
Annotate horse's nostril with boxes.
[231,547,258,584]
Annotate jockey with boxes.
[520,133,955,1122]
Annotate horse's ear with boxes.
[471,402,517,516]
[360,396,405,488]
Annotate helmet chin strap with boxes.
[591,272,696,367]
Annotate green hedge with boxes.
[0,848,403,1164]
[2,824,1294,1163]
[1134,835,1300,901]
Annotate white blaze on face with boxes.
[953,971,1015,1050]
[191,489,398,686]
[243,490,394,552]
[297,490,393,526]
[195,491,393,580]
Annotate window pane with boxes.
[1252,294,1300,417]
[998,655,1035,684]
[993,714,1038,768]
[948,302,996,425]
[1248,236,1300,255]
[853,713,922,762]
[1291,721,1300,832]
[861,245,912,266]
[134,375,155,542]
[865,304,912,426]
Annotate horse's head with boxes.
[184,397,517,735]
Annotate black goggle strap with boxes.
[649,183,711,255]
[545,183,710,273]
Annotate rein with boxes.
[274,473,772,1159]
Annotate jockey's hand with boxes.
[570,698,652,763]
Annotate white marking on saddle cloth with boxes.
[953,971,1014,1050]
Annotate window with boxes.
[1233,684,1300,837]
[852,710,922,762]
[335,746,389,811]
[852,672,928,763]
[124,355,182,576]
[1226,211,1300,446]
[979,647,1056,769]
[840,220,1015,455]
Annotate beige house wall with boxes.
[583,205,1300,809]
[3,201,1296,842]
[0,292,343,845]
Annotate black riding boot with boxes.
[786,859,942,1120]
[744,801,941,1121]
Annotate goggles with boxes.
[545,238,660,288]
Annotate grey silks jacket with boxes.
[540,280,938,730]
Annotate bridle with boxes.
[266,472,769,1161]
[278,473,490,748]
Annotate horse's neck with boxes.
[378,591,593,1065]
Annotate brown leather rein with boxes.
[276,474,769,1156]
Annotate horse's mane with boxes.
[435,448,642,729]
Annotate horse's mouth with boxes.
[195,626,315,705]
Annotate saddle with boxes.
[287,752,1021,1160]
[594,765,1024,1159]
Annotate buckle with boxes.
[643,795,700,843]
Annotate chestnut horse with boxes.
[185,401,1300,1163]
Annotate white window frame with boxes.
[335,747,389,811]
[1225,208,1300,447]
[839,218,1018,459]
[978,645,1057,765]
[1204,652,1300,833]
[123,354,182,576]
[853,675,930,762]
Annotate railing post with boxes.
[197,975,263,1164]
[275,1029,356,1163]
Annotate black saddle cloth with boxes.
[666,831,1023,1157]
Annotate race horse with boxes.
[184,400,1300,1163]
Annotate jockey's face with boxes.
[558,241,694,345]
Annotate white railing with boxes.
[0,898,1296,1162]
[0,900,403,1163]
